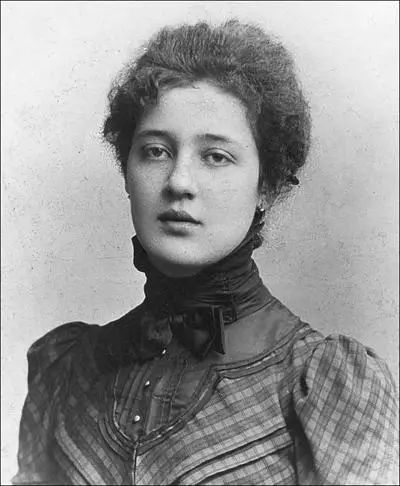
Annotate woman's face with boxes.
[126,81,261,277]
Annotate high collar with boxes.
[132,225,270,327]
[94,225,272,370]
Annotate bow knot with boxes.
[140,305,226,359]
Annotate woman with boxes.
[13,19,398,485]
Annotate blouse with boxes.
[12,294,398,485]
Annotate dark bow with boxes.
[93,210,270,371]
[93,304,230,373]
[141,304,227,359]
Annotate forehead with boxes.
[136,81,255,147]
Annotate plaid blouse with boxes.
[12,297,398,485]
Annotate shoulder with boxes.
[291,330,397,400]
[14,322,100,485]
[293,329,399,435]
[25,304,147,386]
[26,321,98,386]
[252,297,396,397]
[265,295,396,393]
[288,327,398,484]
[285,319,398,413]
[27,321,92,360]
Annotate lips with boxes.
[158,209,201,224]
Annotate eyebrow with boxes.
[134,129,238,146]
[134,129,173,141]
[196,133,237,146]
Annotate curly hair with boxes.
[103,19,311,246]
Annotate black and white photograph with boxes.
[2,1,399,484]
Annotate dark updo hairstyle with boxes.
[103,19,311,248]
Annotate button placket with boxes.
[131,362,158,429]
[131,347,171,433]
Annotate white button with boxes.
[133,415,141,423]
[144,380,150,387]
[161,349,166,356]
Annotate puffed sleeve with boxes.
[12,322,92,486]
[292,334,399,485]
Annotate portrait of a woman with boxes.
[5,3,398,486]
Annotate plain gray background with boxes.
[1,1,399,483]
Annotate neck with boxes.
[146,253,204,278]
[132,230,271,324]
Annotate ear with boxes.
[257,194,267,209]
[257,180,268,207]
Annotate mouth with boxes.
[158,210,201,225]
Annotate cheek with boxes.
[126,179,152,228]
[127,167,158,204]
[209,174,259,214]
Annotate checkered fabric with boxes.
[12,300,398,485]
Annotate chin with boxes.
[151,253,206,278]
[144,238,211,278]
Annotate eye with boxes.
[204,151,233,166]
[142,145,171,161]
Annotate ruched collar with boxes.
[94,218,272,369]
[130,223,270,358]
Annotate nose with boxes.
[165,154,197,200]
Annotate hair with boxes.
[103,19,311,248]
